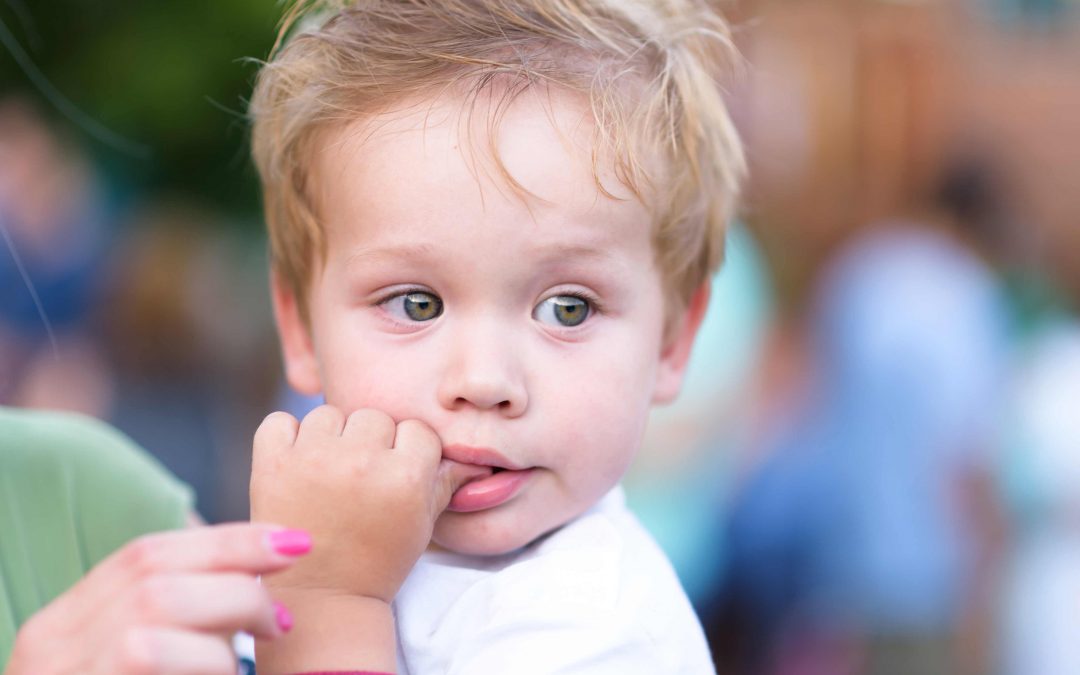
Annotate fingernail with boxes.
[267,529,312,556]
[274,601,293,633]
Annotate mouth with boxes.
[447,466,535,512]
[441,444,524,471]
[442,444,533,512]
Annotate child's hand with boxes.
[250,405,485,604]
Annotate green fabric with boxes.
[0,407,194,666]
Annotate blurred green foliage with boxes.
[0,0,283,223]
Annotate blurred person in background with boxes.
[0,97,115,416]
[931,154,1069,343]
[100,204,279,523]
[0,96,277,523]
[716,225,1009,675]
[929,154,1080,675]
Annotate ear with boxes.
[270,272,323,396]
[652,281,711,405]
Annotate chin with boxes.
[432,512,562,557]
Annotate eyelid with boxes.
[540,288,603,313]
[533,288,602,329]
[374,285,433,305]
[375,286,442,324]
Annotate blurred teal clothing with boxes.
[0,407,193,666]
[625,225,773,604]
[1000,322,1080,675]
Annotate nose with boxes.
[436,318,528,417]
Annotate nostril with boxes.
[445,390,522,414]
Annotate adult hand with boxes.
[250,406,486,604]
[5,522,310,675]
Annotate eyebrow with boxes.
[344,241,619,267]
[534,245,636,278]
[530,242,618,264]
[344,242,439,268]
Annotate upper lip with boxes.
[442,444,525,471]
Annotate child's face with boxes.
[274,90,703,555]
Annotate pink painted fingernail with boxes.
[274,601,293,633]
[268,529,312,556]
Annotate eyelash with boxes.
[547,290,602,313]
[376,286,425,305]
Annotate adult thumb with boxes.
[434,459,490,513]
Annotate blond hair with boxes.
[249,0,745,324]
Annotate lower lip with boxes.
[447,468,535,513]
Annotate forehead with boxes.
[309,87,650,252]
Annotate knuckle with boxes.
[235,576,271,616]
[343,455,374,481]
[119,627,159,675]
[200,542,232,572]
[131,575,172,621]
[364,407,395,426]
[261,410,295,430]
[397,419,440,450]
[397,467,424,490]
[120,535,166,577]
[345,407,371,425]
[201,528,251,569]
[307,404,344,426]
[347,407,394,433]
[255,412,298,446]
[390,460,425,488]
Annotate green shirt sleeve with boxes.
[0,406,194,666]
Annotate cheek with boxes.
[317,334,432,418]
[574,396,648,474]
[551,349,655,476]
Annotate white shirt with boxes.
[393,486,716,674]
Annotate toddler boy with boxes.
[247,0,744,672]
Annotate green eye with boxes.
[535,295,590,327]
[382,290,442,323]
[402,292,442,321]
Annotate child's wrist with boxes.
[289,672,393,675]
[262,573,399,605]
[256,591,396,674]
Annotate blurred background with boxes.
[1,0,1078,673]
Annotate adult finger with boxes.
[129,572,286,640]
[343,407,397,448]
[73,523,308,616]
[119,626,236,675]
[103,523,311,583]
